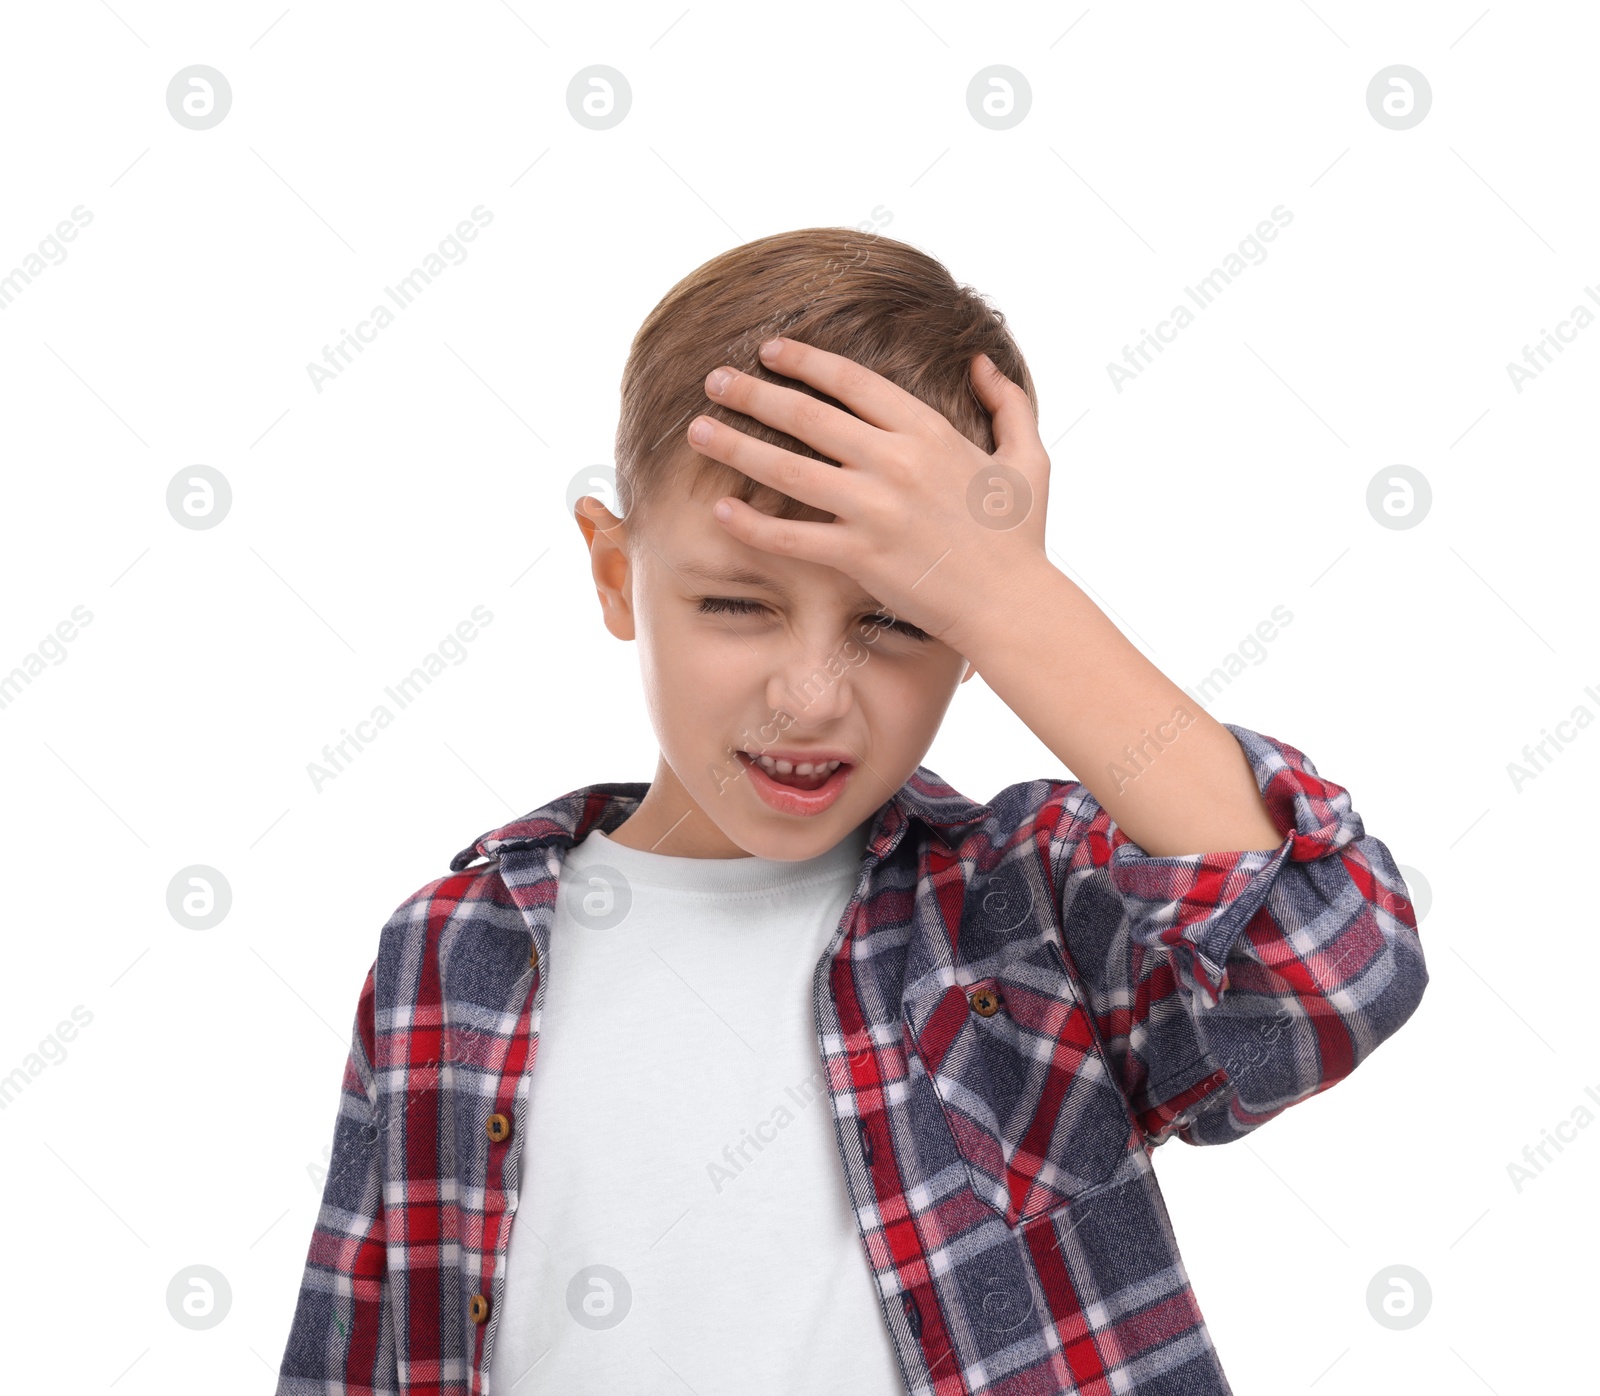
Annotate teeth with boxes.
[745,752,842,776]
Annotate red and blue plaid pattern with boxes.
[275,722,1427,1394]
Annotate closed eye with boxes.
[696,596,929,642]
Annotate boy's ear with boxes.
[574,496,635,642]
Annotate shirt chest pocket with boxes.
[901,939,1138,1228]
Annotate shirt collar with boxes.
[448,764,992,872]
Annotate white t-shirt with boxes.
[484,819,907,1395]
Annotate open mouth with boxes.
[736,749,854,815]
[736,749,849,791]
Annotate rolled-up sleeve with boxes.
[1049,722,1428,1148]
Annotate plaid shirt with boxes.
[275,722,1427,1395]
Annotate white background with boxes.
[0,1,1591,1391]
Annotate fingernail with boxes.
[689,417,713,444]
[759,338,783,360]
[706,367,733,395]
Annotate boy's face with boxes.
[576,484,976,861]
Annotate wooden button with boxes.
[529,941,539,969]
[468,1293,490,1324]
[486,1112,511,1143]
[969,987,1001,1017]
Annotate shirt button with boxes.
[486,1112,512,1143]
[469,1293,490,1324]
[529,941,539,969]
[969,988,1001,1017]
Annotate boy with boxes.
[276,228,1427,1396]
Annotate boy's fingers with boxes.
[690,412,856,516]
[708,360,883,467]
[757,337,936,439]
[972,354,1042,459]
[711,497,851,571]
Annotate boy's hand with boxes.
[690,335,1283,856]
[688,337,1053,656]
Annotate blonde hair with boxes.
[612,226,1037,544]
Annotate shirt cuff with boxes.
[1106,722,1365,1009]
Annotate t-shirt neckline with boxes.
[562,820,871,896]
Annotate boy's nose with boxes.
[767,648,856,725]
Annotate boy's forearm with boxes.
[954,560,1283,858]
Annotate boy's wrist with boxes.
[941,555,1075,669]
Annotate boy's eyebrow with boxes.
[679,560,883,611]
